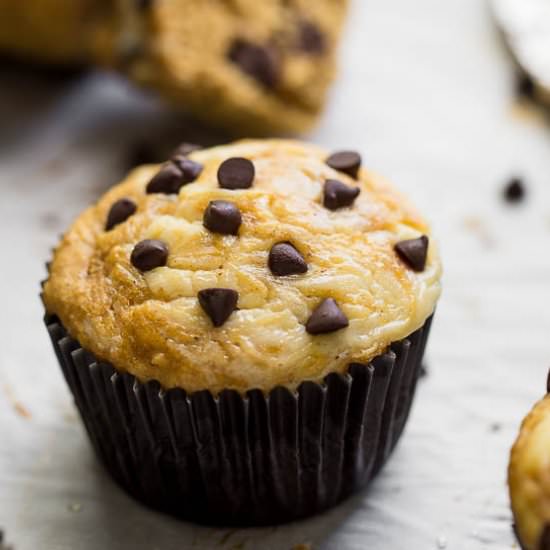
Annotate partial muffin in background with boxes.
[509,382,550,550]
[0,0,110,64]
[43,139,441,524]
[94,0,350,134]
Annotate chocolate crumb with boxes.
[503,177,526,204]
[516,72,536,100]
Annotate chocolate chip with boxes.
[130,239,168,271]
[146,163,184,194]
[268,242,308,276]
[217,157,255,189]
[173,142,202,157]
[326,151,362,179]
[394,236,429,272]
[171,156,203,184]
[539,524,550,550]
[503,177,526,203]
[105,198,137,231]
[298,20,326,54]
[198,288,239,327]
[323,179,360,210]
[203,200,242,235]
[228,39,280,88]
[306,298,349,335]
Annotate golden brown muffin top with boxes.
[43,139,441,393]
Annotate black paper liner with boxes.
[45,314,433,526]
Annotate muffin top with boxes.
[43,139,441,394]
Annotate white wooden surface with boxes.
[2,0,550,548]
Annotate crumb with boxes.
[503,177,526,204]
[2,384,31,419]
[462,216,495,248]
[490,422,502,433]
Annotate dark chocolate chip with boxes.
[203,200,242,235]
[268,242,308,276]
[394,235,429,272]
[323,179,361,210]
[130,239,168,271]
[326,151,362,179]
[217,157,255,189]
[305,298,349,335]
[228,39,280,88]
[539,524,550,550]
[198,288,239,327]
[173,142,202,157]
[298,20,326,54]
[146,163,183,194]
[105,198,137,231]
[171,156,203,184]
[503,177,526,203]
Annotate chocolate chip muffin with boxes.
[0,0,110,64]
[43,139,441,524]
[509,380,550,550]
[93,0,350,134]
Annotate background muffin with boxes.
[43,139,441,524]
[93,0,350,134]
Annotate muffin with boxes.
[93,0,349,134]
[0,0,110,65]
[509,377,550,550]
[43,139,442,524]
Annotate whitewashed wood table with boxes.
[2,0,550,548]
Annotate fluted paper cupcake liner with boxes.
[45,314,432,526]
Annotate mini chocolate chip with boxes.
[171,156,203,184]
[268,242,308,276]
[217,157,255,189]
[228,39,280,88]
[323,179,361,210]
[539,524,550,550]
[326,151,362,179]
[298,20,326,54]
[198,288,239,327]
[394,235,429,272]
[173,142,202,157]
[203,200,242,235]
[146,163,183,194]
[503,177,526,203]
[105,198,137,231]
[130,239,168,271]
[306,298,349,335]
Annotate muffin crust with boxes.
[43,139,441,393]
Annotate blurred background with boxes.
[1,0,550,548]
